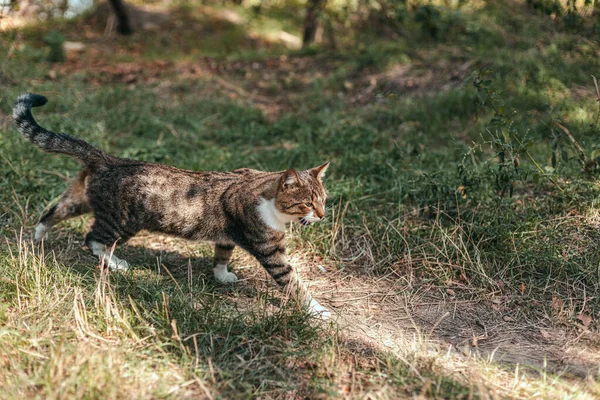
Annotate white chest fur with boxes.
[257,198,295,232]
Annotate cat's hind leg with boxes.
[88,240,129,271]
[85,221,131,271]
[35,169,91,241]
[213,243,237,283]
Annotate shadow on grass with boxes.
[24,234,477,398]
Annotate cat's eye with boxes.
[304,202,314,208]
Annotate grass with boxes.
[2,0,600,398]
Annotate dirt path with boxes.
[123,232,600,396]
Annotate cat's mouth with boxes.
[299,217,319,227]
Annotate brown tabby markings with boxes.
[14,93,331,318]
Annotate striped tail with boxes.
[13,93,108,166]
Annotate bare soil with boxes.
[119,231,600,386]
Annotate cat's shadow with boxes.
[59,240,283,309]
[119,243,215,279]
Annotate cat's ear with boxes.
[310,162,330,181]
[280,169,301,191]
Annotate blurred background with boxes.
[2,1,600,398]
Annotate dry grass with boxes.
[2,204,599,398]
[2,1,600,398]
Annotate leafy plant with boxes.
[526,0,563,16]
[413,3,443,39]
[44,31,65,63]
[466,68,561,196]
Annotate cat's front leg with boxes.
[252,242,331,319]
[213,242,238,283]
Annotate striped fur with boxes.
[14,93,331,318]
[13,94,108,166]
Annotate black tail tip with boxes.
[16,93,48,108]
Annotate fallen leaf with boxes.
[577,313,592,328]
[552,296,564,313]
[539,329,552,340]
[502,316,514,322]
[123,73,137,83]
[520,282,525,296]
[446,288,455,297]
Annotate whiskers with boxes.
[299,217,312,227]
[299,216,321,227]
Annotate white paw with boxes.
[34,223,47,241]
[214,265,238,283]
[308,299,331,320]
[219,272,238,283]
[104,255,129,271]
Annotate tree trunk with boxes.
[59,0,69,17]
[302,0,325,47]
[108,0,133,35]
[324,18,337,51]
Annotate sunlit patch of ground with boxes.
[3,1,600,397]
[98,229,600,398]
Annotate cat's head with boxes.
[275,162,329,227]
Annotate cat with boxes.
[13,93,331,319]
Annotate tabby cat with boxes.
[13,93,331,319]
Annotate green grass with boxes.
[2,0,600,398]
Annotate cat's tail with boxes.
[13,93,109,166]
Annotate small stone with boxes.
[64,41,85,53]
[64,41,85,60]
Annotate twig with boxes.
[104,14,115,37]
[592,75,600,127]
[40,169,71,180]
[407,299,482,307]
[7,31,22,59]
[428,311,450,337]
[329,294,379,302]
[554,121,588,165]
[511,133,564,192]
[212,75,271,103]
[160,263,188,304]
